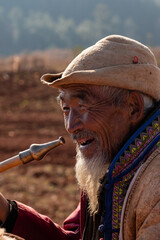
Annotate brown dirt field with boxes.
[0,70,80,226]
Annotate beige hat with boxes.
[41,35,160,100]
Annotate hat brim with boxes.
[41,64,160,101]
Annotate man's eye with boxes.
[79,105,87,111]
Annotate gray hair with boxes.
[141,93,155,114]
[100,85,155,115]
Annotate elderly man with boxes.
[0,35,160,240]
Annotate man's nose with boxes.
[66,110,83,134]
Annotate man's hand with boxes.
[0,193,10,223]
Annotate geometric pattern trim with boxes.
[104,111,160,240]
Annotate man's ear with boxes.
[128,92,144,123]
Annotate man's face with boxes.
[58,85,131,162]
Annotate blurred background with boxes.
[0,0,160,226]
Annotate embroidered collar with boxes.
[103,107,160,240]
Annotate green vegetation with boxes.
[0,0,160,55]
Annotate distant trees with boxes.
[0,0,159,55]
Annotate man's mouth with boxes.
[78,138,95,147]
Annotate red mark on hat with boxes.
[133,56,138,64]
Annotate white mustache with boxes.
[71,130,98,142]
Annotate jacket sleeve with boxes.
[136,177,160,240]
[11,201,81,240]
[136,154,160,240]
[136,201,160,240]
[123,152,160,240]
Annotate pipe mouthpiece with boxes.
[59,136,65,145]
[0,137,66,173]
[19,137,65,163]
[30,137,65,161]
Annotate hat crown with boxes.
[63,35,157,77]
[41,35,160,100]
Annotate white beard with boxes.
[75,145,109,214]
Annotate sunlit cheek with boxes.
[63,115,68,131]
[97,122,111,152]
[88,111,111,152]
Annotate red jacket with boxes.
[12,194,86,240]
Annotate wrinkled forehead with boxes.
[57,84,105,103]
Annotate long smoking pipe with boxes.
[0,137,65,173]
